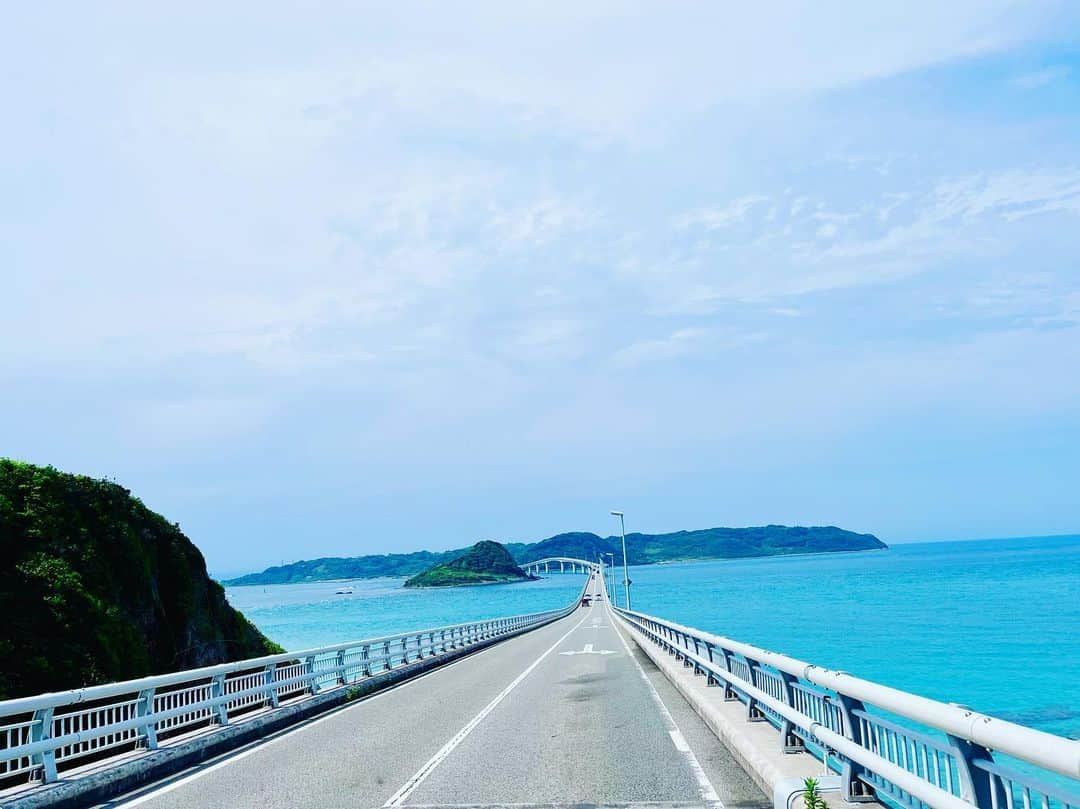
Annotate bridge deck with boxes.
[101,590,768,809]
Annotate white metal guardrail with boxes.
[613,606,1080,809]
[0,581,590,789]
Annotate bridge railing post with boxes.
[719,648,740,702]
[337,649,348,684]
[743,657,767,721]
[305,655,319,694]
[136,687,159,750]
[945,730,1003,809]
[776,672,803,753]
[30,706,57,783]
[211,673,229,725]
[703,642,720,686]
[383,640,392,669]
[264,663,279,708]
[834,693,876,802]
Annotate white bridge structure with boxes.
[521,557,601,576]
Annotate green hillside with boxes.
[404,541,536,587]
[226,525,885,586]
[0,460,282,699]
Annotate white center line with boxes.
[609,608,724,808]
[382,613,589,807]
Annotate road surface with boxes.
[102,584,769,809]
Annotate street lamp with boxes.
[610,511,631,610]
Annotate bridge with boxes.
[1,559,1077,809]
[521,556,602,576]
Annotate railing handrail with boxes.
[612,605,1079,782]
[0,603,573,716]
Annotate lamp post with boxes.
[610,511,631,610]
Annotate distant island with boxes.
[404,541,537,587]
[226,525,886,586]
[0,460,281,699]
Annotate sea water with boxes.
[225,535,1080,739]
[225,572,585,650]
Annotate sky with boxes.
[3,3,1079,577]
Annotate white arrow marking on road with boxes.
[559,643,615,656]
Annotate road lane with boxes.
[106,577,769,809]
[399,598,717,806]
[107,611,591,809]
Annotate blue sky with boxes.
[3,3,1079,576]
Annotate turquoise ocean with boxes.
[226,535,1080,740]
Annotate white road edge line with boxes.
[609,608,724,809]
[669,729,692,752]
[383,613,590,807]
[111,620,563,808]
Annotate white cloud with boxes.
[612,328,768,368]
[928,169,1080,222]
[655,166,1080,306]
[488,198,597,248]
[1009,65,1071,89]
[675,196,770,230]
[503,318,588,362]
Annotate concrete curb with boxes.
[610,610,878,809]
[7,613,572,809]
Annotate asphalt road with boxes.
[102,582,768,809]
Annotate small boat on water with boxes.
[334,586,354,595]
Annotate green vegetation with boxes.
[802,777,828,809]
[404,541,536,588]
[227,526,886,586]
[226,550,462,586]
[0,460,282,699]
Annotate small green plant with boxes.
[345,686,363,701]
[802,777,828,809]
